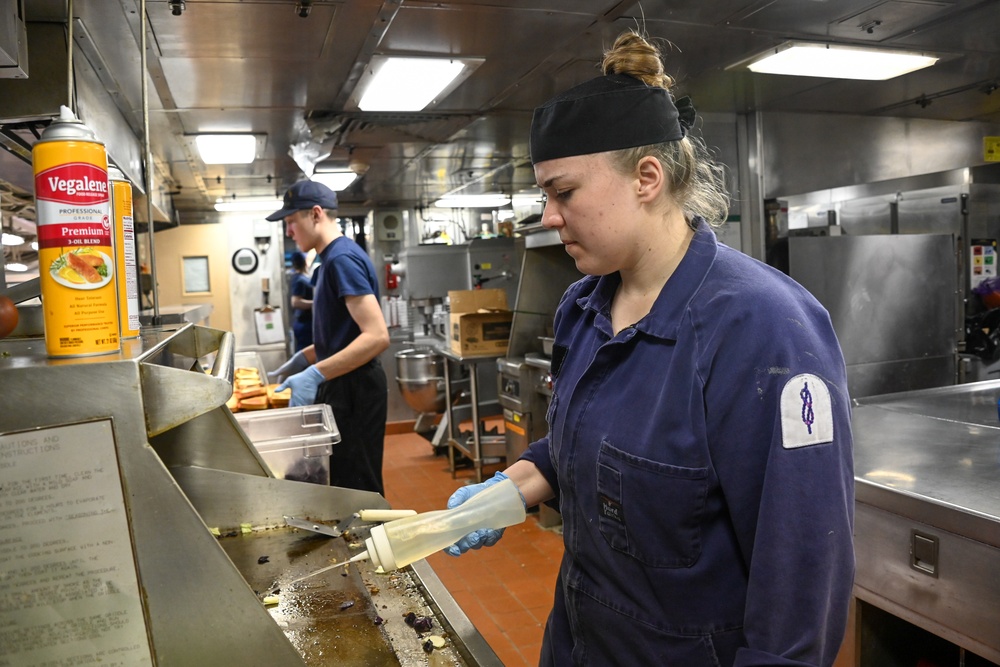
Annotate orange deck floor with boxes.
[381,427,563,667]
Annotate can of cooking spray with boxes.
[108,165,140,339]
[32,106,120,357]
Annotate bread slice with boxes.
[235,385,267,400]
[267,383,291,408]
[239,395,269,410]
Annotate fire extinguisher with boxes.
[385,263,398,290]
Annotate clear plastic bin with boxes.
[234,404,340,485]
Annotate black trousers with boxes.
[315,358,387,495]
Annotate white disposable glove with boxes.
[277,366,325,406]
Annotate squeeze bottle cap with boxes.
[364,524,397,572]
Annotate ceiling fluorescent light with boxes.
[512,192,544,208]
[354,56,483,112]
[311,172,358,191]
[742,42,938,80]
[214,198,284,213]
[2,232,25,246]
[433,194,511,209]
[196,134,257,164]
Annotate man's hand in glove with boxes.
[267,350,310,383]
[277,366,325,407]
[444,471,524,557]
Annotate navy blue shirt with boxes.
[522,219,855,666]
[290,272,313,326]
[312,236,380,361]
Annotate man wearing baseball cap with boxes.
[267,180,390,495]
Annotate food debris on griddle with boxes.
[257,555,270,564]
[403,611,433,633]
[339,600,355,611]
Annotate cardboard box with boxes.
[448,288,513,356]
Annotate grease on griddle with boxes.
[218,525,406,665]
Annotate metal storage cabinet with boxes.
[851,382,1000,666]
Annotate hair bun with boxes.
[602,30,674,90]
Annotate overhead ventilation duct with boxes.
[0,22,67,120]
[0,21,176,231]
[0,0,28,79]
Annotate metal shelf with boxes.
[436,345,506,483]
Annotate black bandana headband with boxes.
[529,73,695,165]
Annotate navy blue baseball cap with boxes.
[265,180,339,221]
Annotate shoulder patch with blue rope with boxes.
[780,373,834,449]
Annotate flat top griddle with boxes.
[217,524,465,667]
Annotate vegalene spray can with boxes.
[32,106,120,357]
[108,165,140,338]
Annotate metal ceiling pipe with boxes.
[140,0,160,322]
[66,0,73,112]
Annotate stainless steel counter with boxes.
[854,383,1000,548]
[852,382,1000,663]
[139,302,214,326]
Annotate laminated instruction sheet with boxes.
[0,419,154,666]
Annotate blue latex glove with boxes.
[267,350,310,383]
[444,471,524,557]
[277,365,325,407]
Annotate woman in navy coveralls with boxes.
[444,30,855,667]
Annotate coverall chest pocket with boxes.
[596,440,709,568]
